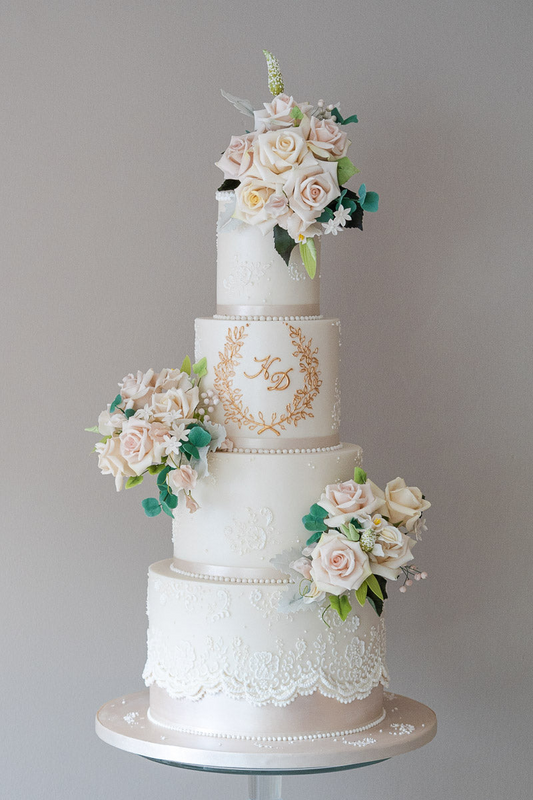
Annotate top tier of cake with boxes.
[216,191,320,318]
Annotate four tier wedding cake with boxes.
[91,53,430,745]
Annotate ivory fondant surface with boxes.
[172,445,362,571]
[216,191,320,316]
[143,560,388,708]
[195,317,340,449]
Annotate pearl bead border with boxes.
[214,314,323,322]
[231,444,343,455]
[147,707,387,742]
[169,562,292,586]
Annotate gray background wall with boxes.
[2,1,531,798]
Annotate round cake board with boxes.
[95,690,436,772]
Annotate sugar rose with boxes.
[215,133,255,180]
[168,464,198,493]
[252,129,314,180]
[319,479,386,526]
[151,385,199,423]
[370,525,415,580]
[254,94,313,133]
[119,370,156,409]
[154,369,192,394]
[290,557,313,580]
[307,116,350,160]
[384,478,431,531]
[147,421,170,462]
[98,408,124,436]
[234,177,277,233]
[284,162,340,225]
[185,494,200,514]
[96,435,135,491]
[119,418,155,475]
[310,532,372,595]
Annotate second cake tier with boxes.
[195,316,341,450]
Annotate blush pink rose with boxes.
[119,418,155,475]
[148,421,170,461]
[168,464,198,492]
[319,479,386,525]
[217,437,234,452]
[96,435,135,491]
[185,494,200,514]
[310,532,372,595]
[290,557,313,580]
[253,94,313,133]
[215,133,256,179]
[307,116,350,160]
[284,162,340,225]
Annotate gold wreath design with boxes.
[213,324,322,436]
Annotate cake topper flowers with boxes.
[216,51,379,278]
[272,468,430,623]
[86,359,232,518]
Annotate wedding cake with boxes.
[92,53,430,746]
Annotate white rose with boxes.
[369,525,415,581]
[284,162,340,225]
[151,385,199,422]
[384,478,431,531]
[307,116,350,160]
[254,94,313,133]
[119,370,156,409]
[154,369,192,393]
[251,129,315,181]
[234,177,278,234]
[98,408,124,436]
[96,435,135,491]
[119,418,155,475]
[215,133,256,179]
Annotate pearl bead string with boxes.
[147,707,387,742]
[169,562,292,585]
[231,444,343,455]
[213,314,323,322]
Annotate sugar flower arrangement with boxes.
[272,468,430,623]
[87,359,232,518]
[216,51,379,278]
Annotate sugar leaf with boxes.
[355,581,368,607]
[220,90,254,118]
[354,467,367,484]
[181,355,191,375]
[85,425,99,432]
[192,357,207,378]
[142,498,161,517]
[125,475,144,489]
[299,238,317,279]
[273,225,297,266]
[337,157,359,186]
[366,573,384,600]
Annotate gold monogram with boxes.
[213,325,321,436]
[244,355,293,391]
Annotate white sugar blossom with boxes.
[322,218,343,236]
[169,422,189,442]
[334,206,352,227]
[164,436,182,457]
[135,404,153,421]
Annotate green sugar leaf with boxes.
[164,491,178,509]
[188,425,212,448]
[290,106,304,121]
[350,518,364,529]
[366,573,384,600]
[181,355,192,376]
[109,393,122,413]
[355,581,368,607]
[303,517,327,533]
[125,475,144,489]
[147,463,166,475]
[273,225,297,267]
[310,503,328,520]
[317,207,334,223]
[217,178,241,192]
[340,522,360,542]
[330,108,358,126]
[353,467,367,484]
[306,530,323,547]
[361,190,379,213]
[124,408,135,419]
[156,465,171,488]
[180,441,200,461]
[192,357,207,378]
[337,157,359,186]
[161,501,175,518]
[299,238,317,279]
[142,498,161,517]
[84,425,99,433]
[330,593,352,621]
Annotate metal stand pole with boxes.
[248,775,283,800]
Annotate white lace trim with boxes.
[143,613,388,707]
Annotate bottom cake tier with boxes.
[143,559,389,740]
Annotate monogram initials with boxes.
[244,355,293,391]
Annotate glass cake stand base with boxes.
[95,689,436,797]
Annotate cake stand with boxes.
[96,689,436,798]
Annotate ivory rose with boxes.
[215,133,256,179]
[97,408,124,436]
[319,479,386,526]
[154,369,192,394]
[369,525,415,581]
[384,478,431,531]
[151,385,199,423]
[253,94,313,133]
[119,370,156,409]
[310,532,372,595]
[284,162,340,226]
[234,177,277,233]
[252,129,314,179]
[96,435,135,491]
[168,464,198,493]
[307,116,350,160]
[290,557,313,580]
[119,418,155,475]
